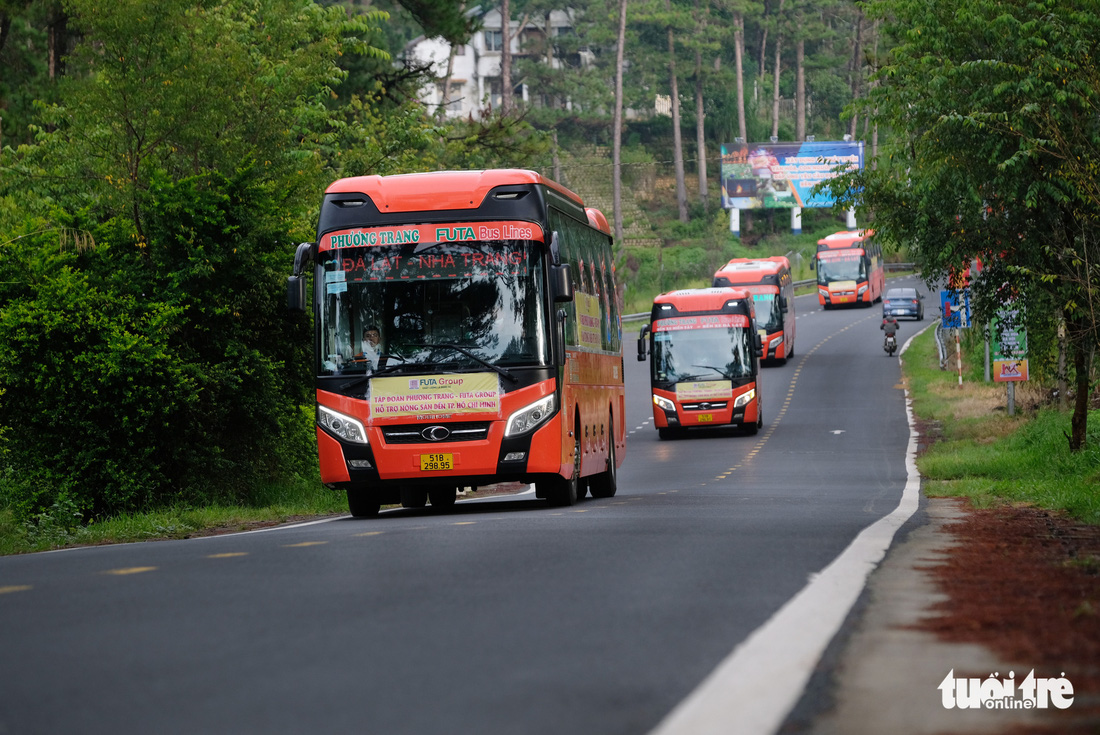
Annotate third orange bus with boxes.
[712,256,795,364]
[813,230,884,308]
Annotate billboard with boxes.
[991,308,1028,382]
[720,141,864,210]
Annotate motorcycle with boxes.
[884,333,897,356]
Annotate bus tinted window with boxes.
[318,239,549,374]
[652,316,755,382]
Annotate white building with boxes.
[403,7,587,119]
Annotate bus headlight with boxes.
[733,389,756,409]
[505,394,556,437]
[858,284,868,295]
[653,394,676,412]
[318,405,368,444]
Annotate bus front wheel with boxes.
[542,432,580,506]
[347,488,380,518]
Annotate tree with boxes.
[500,0,513,113]
[665,0,689,222]
[833,0,1100,451]
[732,9,748,141]
[612,0,627,242]
[0,0,396,521]
[386,0,481,44]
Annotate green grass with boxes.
[0,473,348,555]
[903,327,1100,524]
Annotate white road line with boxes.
[648,358,925,735]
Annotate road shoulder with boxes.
[794,495,1099,735]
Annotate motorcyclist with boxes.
[881,315,899,353]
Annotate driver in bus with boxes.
[356,325,383,370]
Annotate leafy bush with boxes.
[0,169,314,522]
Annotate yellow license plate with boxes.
[697,414,713,423]
[420,453,453,471]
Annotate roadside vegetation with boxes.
[4,271,1097,556]
[903,326,1100,525]
[1,0,1096,553]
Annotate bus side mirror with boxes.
[809,258,816,271]
[637,324,650,361]
[552,263,574,303]
[288,241,313,311]
[754,331,764,357]
[779,296,789,313]
[287,275,307,311]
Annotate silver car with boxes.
[882,287,924,320]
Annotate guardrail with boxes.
[621,264,916,323]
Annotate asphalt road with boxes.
[0,280,926,735]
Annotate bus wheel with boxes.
[543,432,580,506]
[589,422,618,499]
[347,489,380,518]
[428,487,457,510]
[400,486,428,508]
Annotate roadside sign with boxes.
[940,289,971,328]
[992,308,1028,382]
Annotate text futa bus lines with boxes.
[712,256,796,364]
[637,288,764,440]
[287,169,626,516]
[813,230,884,309]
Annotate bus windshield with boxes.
[651,324,755,383]
[817,253,866,284]
[752,294,782,332]
[318,239,550,375]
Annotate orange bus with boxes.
[637,288,763,439]
[813,230,884,308]
[287,169,625,516]
[712,256,795,364]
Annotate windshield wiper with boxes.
[335,354,409,392]
[370,354,412,376]
[692,363,737,380]
[412,343,517,383]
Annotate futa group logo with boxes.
[939,670,1074,710]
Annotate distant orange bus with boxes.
[637,288,763,439]
[713,256,795,364]
[288,169,625,515]
[813,230,884,308]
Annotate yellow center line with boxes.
[102,567,157,576]
[282,541,328,548]
[207,552,248,559]
[355,531,384,537]
[0,585,32,595]
[452,521,477,525]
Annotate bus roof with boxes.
[325,169,585,213]
[586,208,611,235]
[714,256,789,280]
[653,287,752,314]
[816,229,874,251]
